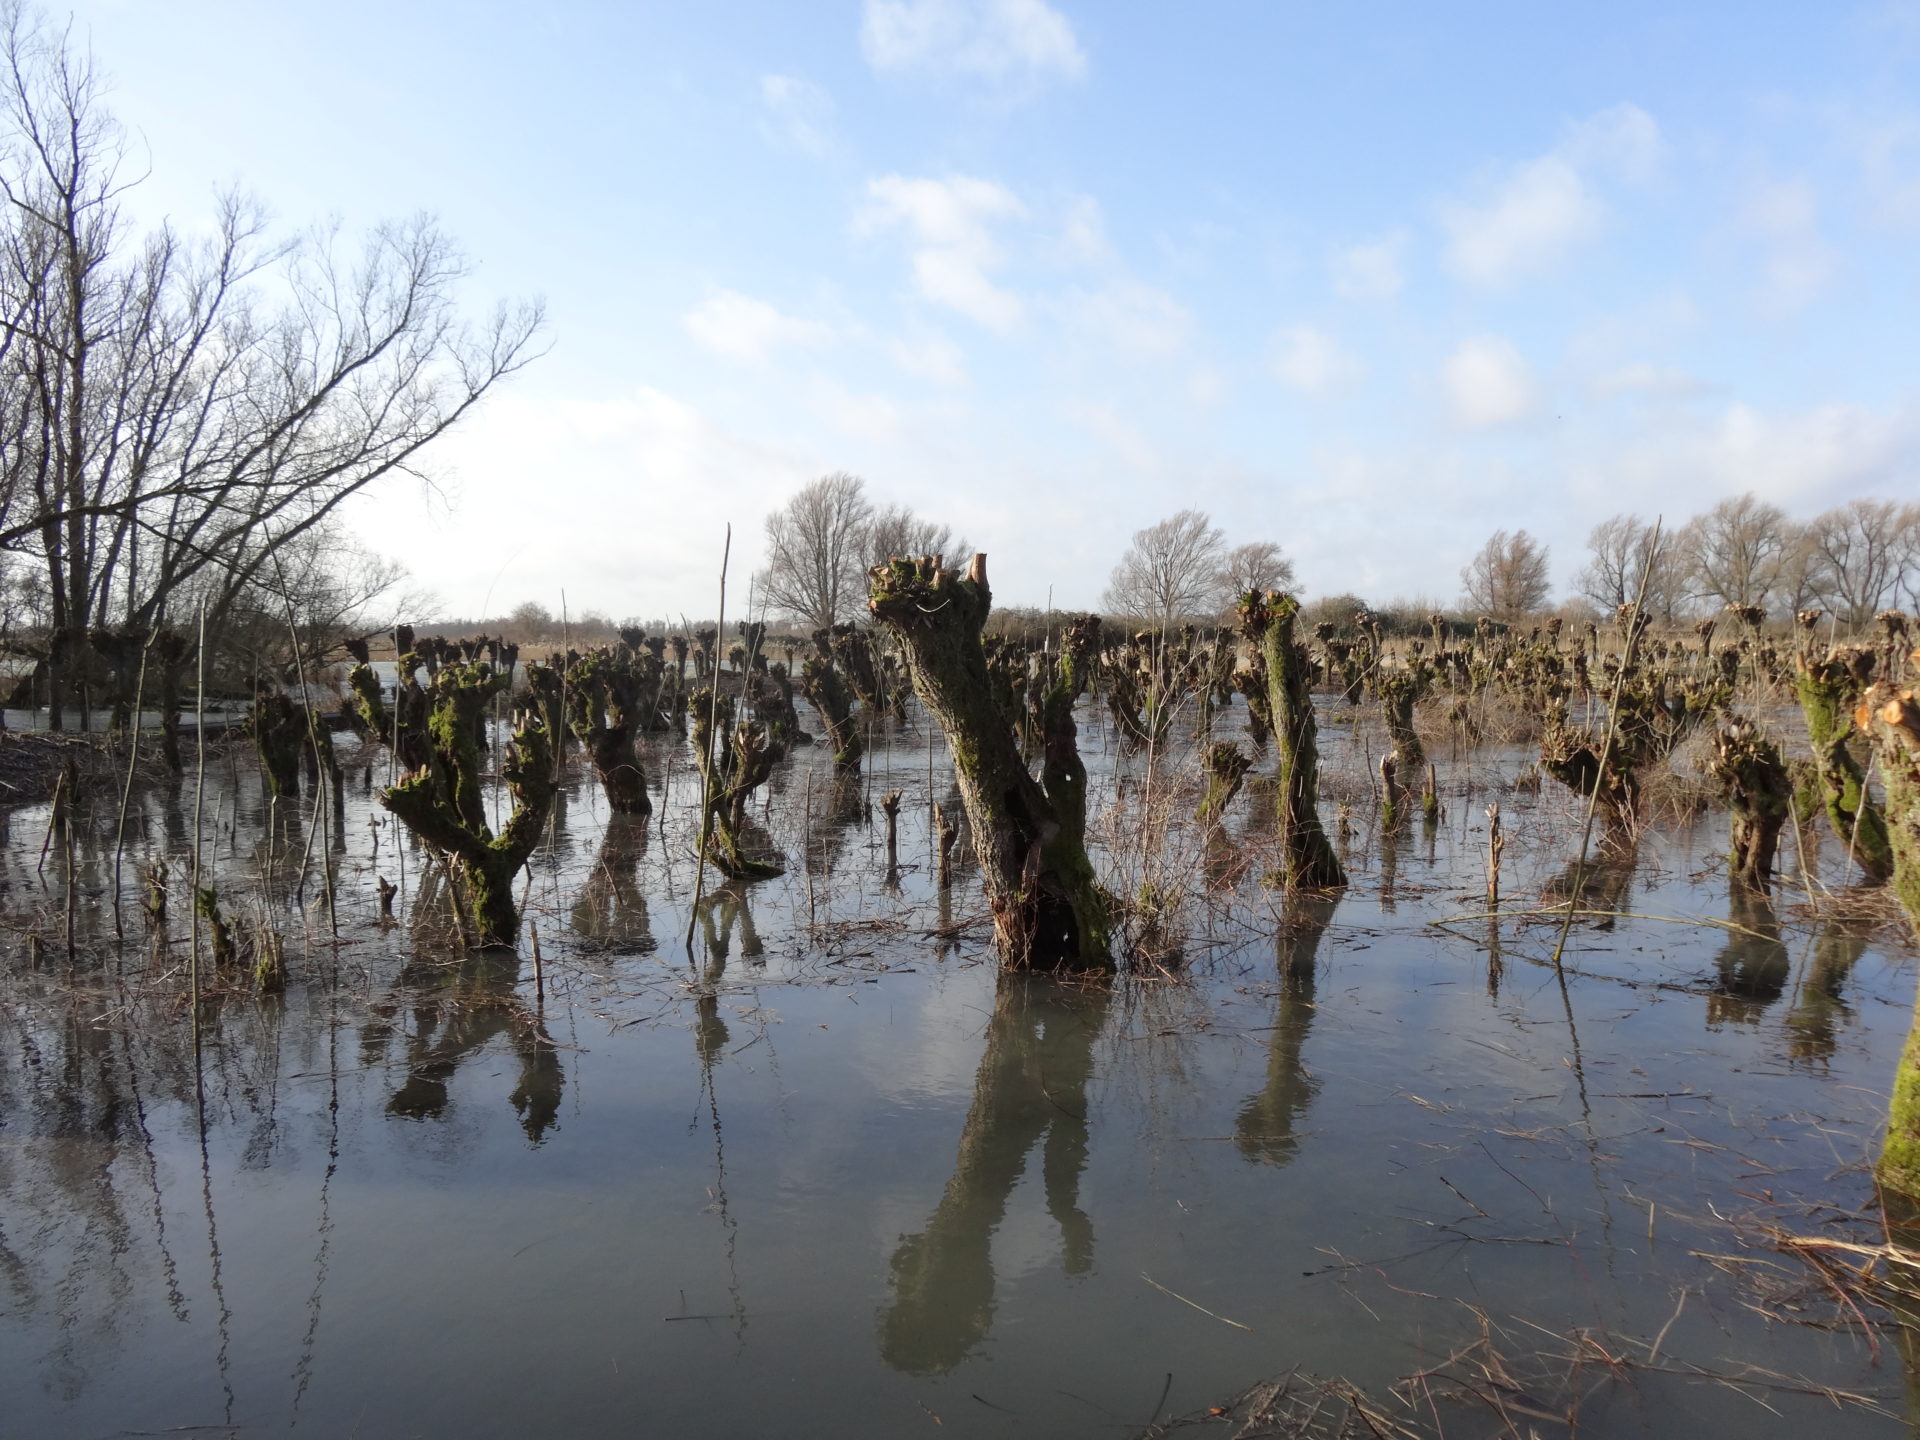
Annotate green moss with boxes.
[1795,654,1894,883]
[1242,592,1344,889]
[379,659,553,947]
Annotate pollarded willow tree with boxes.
[870,554,1112,971]
[1859,682,1920,1196]
[0,0,543,726]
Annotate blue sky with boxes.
[73,0,1920,619]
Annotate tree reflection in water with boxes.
[363,948,563,1145]
[1235,891,1339,1166]
[1785,918,1869,1066]
[1705,884,1791,1030]
[879,977,1109,1375]
[693,883,764,1063]
[569,815,657,956]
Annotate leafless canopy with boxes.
[0,0,544,710]
[1212,540,1296,613]
[757,473,968,630]
[1102,508,1226,625]
[758,472,875,632]
[1460,528,1550,617]
[1576,514,1683,619]
[867,502,969,577]
[1676,493,1794,613]
[1799,497,1920,628]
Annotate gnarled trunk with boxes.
[1861,681,1920,1197]
[1796,650,1894,882]
[1710,718,1791,889]
[870,555,1111,971]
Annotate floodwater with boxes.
[1,698,1916,1438]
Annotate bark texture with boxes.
[1240,591,1345,889]
[870,554,1112,970]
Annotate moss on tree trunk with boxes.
[1796,651,1894,883]
[566,647,653,816]
[1861,682,1920,1197]
[378,661,555,947]
[247,687,306,800]
[691,689,783,879]
[801,631,865,772]
[870,555,1112,971]
[1240,592,1345,890]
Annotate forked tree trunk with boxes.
[379,662,556,946]
[1241,592,1345,889]
[870,555,1112,971]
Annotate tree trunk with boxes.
[1796,650,1894,882]
[870,556,1112,970]
[1242,592,1345,889]
[1710,718,1790,889]
[379,662,554,947]
[1858,682,1920,1195]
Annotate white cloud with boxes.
[682,290,832,362]
[759,74,835,155]
[860,0,1086,89]
[1439,103,1660,287]
[1329,232,1407,300]
[349,386,816,617]
[1271,325,1359,393]
[1591,362,1711,400]
[1852,114,1920,227]
[1066,401,1158,471]
[1063,281,1190,357]
[1559,103,1662,182]
[859,174,1027,331]
[1188,367,1225,408]
[1742,177,1835,313]
[811,378,902,443]
[1054,194,1111,266]
[1707,399,1920,506]
[882,332,970,385]
[1441,335,1536,427]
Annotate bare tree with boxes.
[1460,529,1550,616]
[1211,540,1296,611]
[1678,493,1793,613]
[1575,514,1684,619]
[0,1,544,726]
[758,472,874,631]
[867,502,969,573]
[1800,498,1920,629]
[1103,509,1225,624]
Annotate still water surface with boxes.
[1,707,1913,1437]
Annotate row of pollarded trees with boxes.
[0,1,541,729]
